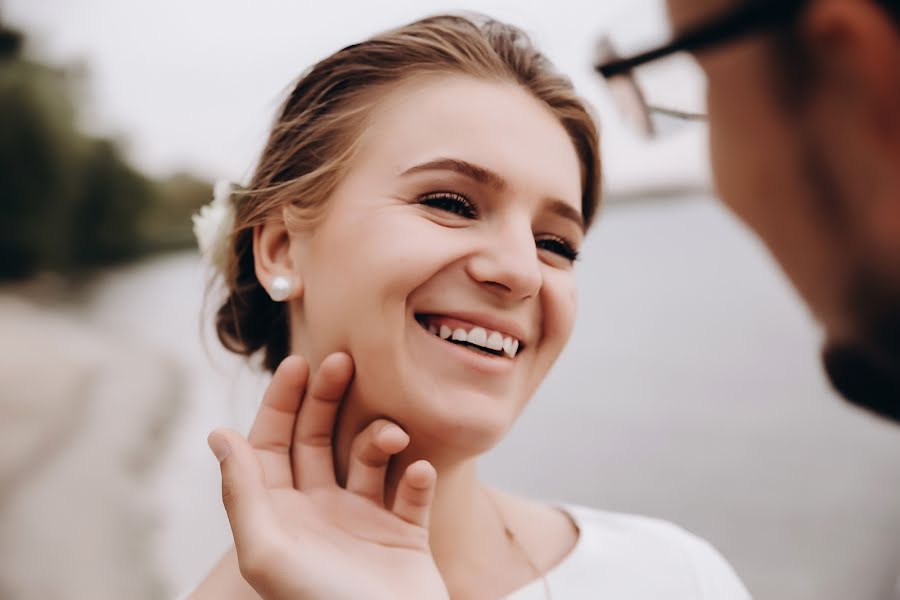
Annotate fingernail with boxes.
[208,433,230,463]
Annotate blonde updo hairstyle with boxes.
[216,14,602,372]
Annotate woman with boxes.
[189,14,750,600]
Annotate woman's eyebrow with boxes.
[401,158,507,191]
[401,157,584,232]
[547,200,585,234]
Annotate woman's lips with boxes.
[412,315,518,376]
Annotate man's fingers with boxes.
[292,352,354,489]
[391,460,437,528]
[246,356,309,488]
[209,429,280,556]
[345,420,409,505]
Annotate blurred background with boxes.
[2,1,899,599]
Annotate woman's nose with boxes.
[465,220,542,300]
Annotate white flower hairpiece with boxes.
[192,179,237,272]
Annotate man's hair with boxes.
[768,0,900,110]
[875,0,900,24]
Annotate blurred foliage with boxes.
[0,21,211,281]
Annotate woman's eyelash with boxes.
[536,236,580,262]
[418,192,478,218]
[418,194,579,262]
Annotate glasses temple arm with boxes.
[595,0,808,77]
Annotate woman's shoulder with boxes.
[554,504,752,599]
[564,503,719,545]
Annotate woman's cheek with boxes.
[542,271,578,346]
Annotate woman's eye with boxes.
[536,236,579,262]
[419,192,478,219]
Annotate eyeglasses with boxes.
[593,0,809,138]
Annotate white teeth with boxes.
[425,317,520,358]
[501,338,518,357]
[467,327,487,347]
[486,331,504,351]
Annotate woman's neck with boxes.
[389,447,526,598]
[333,402,521,597]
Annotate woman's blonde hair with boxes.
[216,14,602,371]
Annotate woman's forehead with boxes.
[354,74,583,208]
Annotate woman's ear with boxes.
[253,217,304,302]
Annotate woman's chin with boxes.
[349,389,511,458]
[398,392,518,459]
[350,346,527,458]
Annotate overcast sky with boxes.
[5,0,711,194]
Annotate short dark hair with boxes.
[768,0,900,110]
[875,0,900,25]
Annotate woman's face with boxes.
[289,75,585,454]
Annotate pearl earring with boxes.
[269,276,293,302]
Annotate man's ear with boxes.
[804,0,900,143]
[804,0,900,249]
[253,217,304,302]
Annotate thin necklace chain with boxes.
[484,490,552,600]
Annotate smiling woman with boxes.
[188,14,750,600]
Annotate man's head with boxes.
[666,0,900,420]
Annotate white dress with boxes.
[177,505,751,600]
[505,505,751,599]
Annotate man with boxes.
[597,0,900,421]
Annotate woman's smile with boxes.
[414,313,525,359]
[409,310,528,378]
[411,315,516,377]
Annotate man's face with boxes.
[666,0,900,420]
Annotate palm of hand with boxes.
[218,354,448,600]
[265,486,443,600]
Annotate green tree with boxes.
[0,21,211,281]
